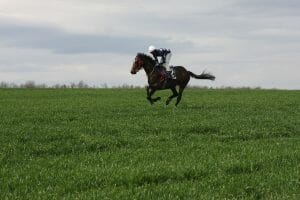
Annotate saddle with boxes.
[155,65,175,82]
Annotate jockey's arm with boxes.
[160,49,169,64]
[150,51,159,63]
[161,55,166,63]
[154,56,159,63]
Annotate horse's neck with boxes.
[143,62,155,75]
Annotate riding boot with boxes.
[169,66,176,79]
[171,70,176,79]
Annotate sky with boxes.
[0,0,299,89]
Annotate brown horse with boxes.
[130,53,215,106]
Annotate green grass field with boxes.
[0,88,299,199]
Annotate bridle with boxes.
[135,55,156,76]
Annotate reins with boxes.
[148,67,155,76]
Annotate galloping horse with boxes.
[130,53,215,106]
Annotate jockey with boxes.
[148,45,175,79]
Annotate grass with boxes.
[0,88,299,199]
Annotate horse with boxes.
[130,53,215,106]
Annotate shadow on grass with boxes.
[225,163,262,175]
[122,169,208,187]
[218,131,292,142]
[186,125,220,135]
[64,169,208,194]
[1,134,132,161]
[29,139,130,157]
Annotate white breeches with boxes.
[162,52,172,70]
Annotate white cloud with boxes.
[0,0,299,89]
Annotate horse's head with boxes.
[130,54,144,74]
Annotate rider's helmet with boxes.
[148,45,156,53]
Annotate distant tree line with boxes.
[0,80,263,89]
[0,81,143,89]
[0,80,88,89]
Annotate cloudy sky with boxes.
[0,0,299,89]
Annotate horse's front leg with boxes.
[146,86,153,104]
[146,86,160,105]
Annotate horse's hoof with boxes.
[148,100,154,105]
[153,97,161,102]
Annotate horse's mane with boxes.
[137,53,155,65]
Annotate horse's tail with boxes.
[189,71,215,81]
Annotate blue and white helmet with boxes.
[148,45,156,53]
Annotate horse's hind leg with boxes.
[175,85,186,106]
[166,87,178,105]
